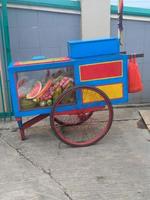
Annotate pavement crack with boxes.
[0,137,73,200]
[42,168,73,200]
[113,118,139,122]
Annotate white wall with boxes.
[81,0,110,39]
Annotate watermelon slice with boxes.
[26,81,42,99]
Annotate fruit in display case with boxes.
[33,98,39,103]
[59,77,73,89]
[20,98,38,110]
[36,80,52,99]
[26,81,42,99]
[52,85,62,103]
[39,101,47,107]
[19,72,74,110]
[61,91,75,104]
[47,99,52,106]
[53,75,64,85]
[52,70,65,79]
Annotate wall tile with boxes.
[40,47,61,58]
[141,80,150,103]
[19,27,40,49]
[15,48,41,61]
[16,9,38,28]
[9,28,20,49]
[8,9,18,28]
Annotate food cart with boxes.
[8,38,128,147]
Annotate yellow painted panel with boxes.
[83,83,123,103]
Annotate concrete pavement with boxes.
[0,107,150,200]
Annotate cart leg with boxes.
[16,118,25,140]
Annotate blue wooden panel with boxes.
[8,68,20,116]
[68,38,120,59]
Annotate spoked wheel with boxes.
[54,112,93,126]
[50,86,113,147]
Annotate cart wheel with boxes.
[50,86,113,147]
[54,111,93,126]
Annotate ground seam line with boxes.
[0,137,74,200]
[113,118,139,122]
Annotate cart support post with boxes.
[16,117,25,140]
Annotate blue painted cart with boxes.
[8,38,128,147]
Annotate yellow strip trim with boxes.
[83,83,123,103]
[15,57,69,66]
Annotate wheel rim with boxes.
[50,86,113,147]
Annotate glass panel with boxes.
[16,67,75,111]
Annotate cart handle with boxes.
[121,52,144,59]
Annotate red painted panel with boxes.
[80,61,122,81]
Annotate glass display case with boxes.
[16,67,74,111]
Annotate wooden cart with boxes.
[8,38,128,147]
